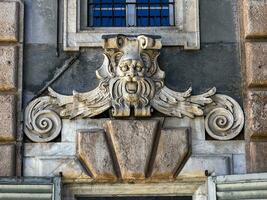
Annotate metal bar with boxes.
[0,185,52,193]
[160,0,162,26]
[148,0,151,26]
[216,173,267,183]
[217,190,267,200]
[0,193,52,200]
[0,177,53,184]
[32,53,80,100]
[100,0,102,26]
[217,182,267,192]
[112,0,114,25]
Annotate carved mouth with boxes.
[126,82,138,94]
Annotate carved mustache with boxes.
[110,77,155,105]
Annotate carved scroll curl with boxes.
[24,96,62,142]
[204,94,244,140]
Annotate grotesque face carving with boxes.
[101,35,165,116]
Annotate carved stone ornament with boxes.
[24,34,244,142]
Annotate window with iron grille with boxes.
[65,0,199,50]
[87,0,175,27]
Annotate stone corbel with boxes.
[24,34,244,142]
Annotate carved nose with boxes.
[128,67,135,77]
[127,60,142,77]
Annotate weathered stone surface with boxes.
[0,95,16,141]
[150,128,190,179]
[0,46,18,91]
[61,119,106,142]
[180,155,231,177]
[24,0,57,44]
[233,154,246,174]
[104,120,159,180]
[0,2,19,42]
[245,42,267,87]
[23,156,89,179]
[244,0,267,38]
[248,142,267,173]
[192,140,245,154]
[246,91,267,138]
[24,142,76,157]
[77,129,117,180]
[0,144,15,176]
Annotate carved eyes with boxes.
[136,64,142,72]
[121,65,129,72]
[120,61,143,72]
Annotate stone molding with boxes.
[63,0,200,50]
[0,0,23,176]
[24,34,244,142]
[63,180,208,200]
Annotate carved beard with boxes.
[110,76,155,107]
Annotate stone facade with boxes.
[242,0,267,172]
[21,1,245,198]
[0,0,23,176]
[4,0,267,199]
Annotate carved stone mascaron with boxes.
[24,34,244,142]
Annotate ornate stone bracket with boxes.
[24,34,244,142]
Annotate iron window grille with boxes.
[87,0,175,27]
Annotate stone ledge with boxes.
[0,95,16,141]
[0,2,19,42]
[0,46,18,91]
[244,0,267,38]
[245,42,267,87]
[0,144,15,176]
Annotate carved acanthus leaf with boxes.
[48,81,111,119]
[151,86,216,118]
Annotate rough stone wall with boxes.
[0,0,23,176]
[241,0,267,172]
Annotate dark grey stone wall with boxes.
[23,0,242,108]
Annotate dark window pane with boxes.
[136,0,171,26]
[88,0,173,27]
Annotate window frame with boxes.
[63,180,207,199]
[64,0,200,50]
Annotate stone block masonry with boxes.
[244,0,267,38]
[242,0,267,172]
[0,0,23,176]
